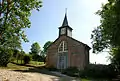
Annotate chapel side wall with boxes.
[67,37,87,70]
[84,47,90,66]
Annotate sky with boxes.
[22,0,110,64]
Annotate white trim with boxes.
[58,41,68,53]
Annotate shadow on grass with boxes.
[11,62,61,77]
[11,62,81,81]
[13,68,80,81]
[11,62,44,68]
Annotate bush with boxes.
[46,65,57,71]
[23,55,32,64]
[79,64,116,79]
[0,48,13,67]
[62,67,79,77]
[10,57,16,62]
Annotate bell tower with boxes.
[59,13,73,37]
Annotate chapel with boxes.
[46,13,91,70]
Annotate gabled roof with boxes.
[67,36,91,50]
[47,36,91,50]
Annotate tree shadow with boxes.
[11,62,80,81]
[12,64,61,77]
[11,62,44,68]
[50,77,80,81]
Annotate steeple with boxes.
[62,13,68,26]
[59,11,73,37]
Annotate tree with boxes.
[91,0,120,53]
[30,42,41,61]
[42,41,53,57]
[91,0,120,73]
[0,0,42,66]
[0,47,13,66]
[20,50,25,64]
[0,0,42,49]
[23,54,32,65]
[41,41,52,63]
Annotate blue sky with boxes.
[22,0,110,64]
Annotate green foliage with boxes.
[40,41,52,63]
[110,48,120,73]
[62,67,79,77]
[30,42,41,61]
[30,42,41,55]
[91,0,120,53]
[43,41,53,55]
[79,64,116,79]
[0,47,13,67]
[45,65,57,71]
[23,54,32,64]
[12,49,25,64]
[91,0,120,76]
[0,0,42,49]
[0,0,42,67]
[32,54,45,62]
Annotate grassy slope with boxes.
[13,60,44,66]
[0,63,109,81]
[0,63,29,70]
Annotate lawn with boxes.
[81,78,90,81]
[81,78,110,81]
[0,61,111,81]
[13,60,44,67]
[0,63,29,70]
[0,63,110,81]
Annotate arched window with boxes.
[58,41,68,52]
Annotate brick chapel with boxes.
[46,13,91,70]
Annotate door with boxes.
[57,52,68,69]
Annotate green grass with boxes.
[13,60,23,64]
[81,78,90,81]
[0,63,29,70]
[29,61,44,66]
[80,78,110,81]
[13,60,44,66]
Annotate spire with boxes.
[62,10,68,26]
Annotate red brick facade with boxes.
[46,35,90,70]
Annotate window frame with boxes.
[58,41,68,52]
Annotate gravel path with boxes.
[0,69,80,81]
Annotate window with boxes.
[58,41,68,52]
[61,28,66,35]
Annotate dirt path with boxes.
[0,69,80,81]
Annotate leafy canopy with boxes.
[0,0,42,49]
[43,41,53,53]
[91,0,120,53]
[30,42,41,55]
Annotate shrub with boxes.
[23,55,32,64]
[10,57,16,62]
[46,65,57,71]
[0,48,13,67]
[62,67,79,77]
[79,64,116,79]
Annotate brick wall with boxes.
[46,35,90,70]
